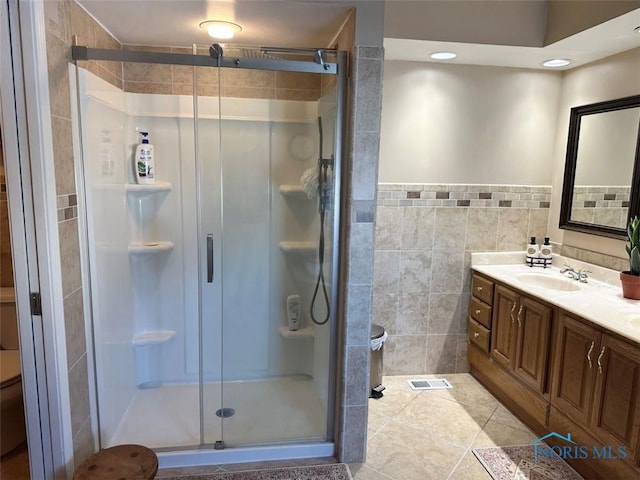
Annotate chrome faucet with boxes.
[560,264,591,283]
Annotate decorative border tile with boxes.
[378,184,552,208]
[57,193,78,222]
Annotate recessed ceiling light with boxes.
[635,26,640,34]
[199,20,242,40]
[542,58,571,68]
[430,51,457,60]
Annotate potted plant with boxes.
[622,216,640,300]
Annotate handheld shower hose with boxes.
[310,117,331,326]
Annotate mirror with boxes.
[560,95,640,239]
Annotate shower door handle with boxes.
[207,234,214,283]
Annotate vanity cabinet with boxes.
[551,313,599,426]
[469,268,640,479]
[553,312,640,457]
[491,284,552,394]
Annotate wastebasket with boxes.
[370,323,387,398]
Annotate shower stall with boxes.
[70,44,346,465]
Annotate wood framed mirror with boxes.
[560,94,640,239]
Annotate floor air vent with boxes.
[408,379,452,390]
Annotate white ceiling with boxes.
[385,9,640,70]
[78,1,354,48]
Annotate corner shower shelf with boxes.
[128,241,174,255]
[132,330,176,346]
[125,182,172,195]
[279,184,310,199]
[279,241,317,258]
[278,325,315,339]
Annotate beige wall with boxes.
[378,60,562,185]
[548,47,640,261]
[545,0,640,45]
[44,0,124,466]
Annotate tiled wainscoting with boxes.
[571,186,630,230]
[373,184,551,375]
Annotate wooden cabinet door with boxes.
[514,295,552,394]
[590,333,640,456]
[490,285,518,370]
[550,313,599,427]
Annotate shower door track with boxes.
[71,45,339,74]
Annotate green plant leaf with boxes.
[631,246,640,276]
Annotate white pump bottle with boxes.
[135,131,155,184]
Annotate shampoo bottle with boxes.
[526,237,538,260]
[135,131,155,184]
[540,237,553,259]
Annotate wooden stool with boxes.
[73,444,158,480]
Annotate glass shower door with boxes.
[197,50,340,449]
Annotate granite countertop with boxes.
[471,252,640,345]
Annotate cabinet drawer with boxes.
[469,319,490,353]
[469,297,491,329]
[472,275,494,305]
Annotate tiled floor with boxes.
[349,373,541,480]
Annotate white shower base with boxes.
[108,375,326,449]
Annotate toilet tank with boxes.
[0,287,19,350]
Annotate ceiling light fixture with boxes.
[430,51,457,60]
[542,58,571,68]
[199,20,242,40]
[635,26,640,34]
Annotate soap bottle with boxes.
[540,237,553,259]
[135,131,155,184]
[286,294,301,331]
[526,237,539,260]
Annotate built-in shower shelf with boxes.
[128,241,174,255]
[278,325,315,339]
[279,241,317,257]
[125,182,172,195]
[279,184,310,199]
[132,330,176,346]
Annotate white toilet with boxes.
[0,286,26,456]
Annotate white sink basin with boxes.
[516,273,581,292]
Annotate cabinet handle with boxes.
[587,341,594,369]
[510,302,516,323]
[517,305,523,327]
[597,346,606,374]
[474,332,480,338]
[477,286,483,292]
[475,309,481,315]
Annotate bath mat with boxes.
[473,445,583,480]
[160,463,351,480]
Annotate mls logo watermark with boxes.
[532,432,627,461]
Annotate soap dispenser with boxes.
[526,237,539,260]
[135,131,155,184]
[540,237,553,259]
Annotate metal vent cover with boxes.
[408,379,452,390]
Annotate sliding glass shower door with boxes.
[74,44,344,456]
[198,53,340,448]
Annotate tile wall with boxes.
[45,0,118,465]
[571,186,630,230]
[373,184,552,375]
[337,43,384,464]
[121,45,322,100]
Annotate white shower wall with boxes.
[74,68,333,446]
